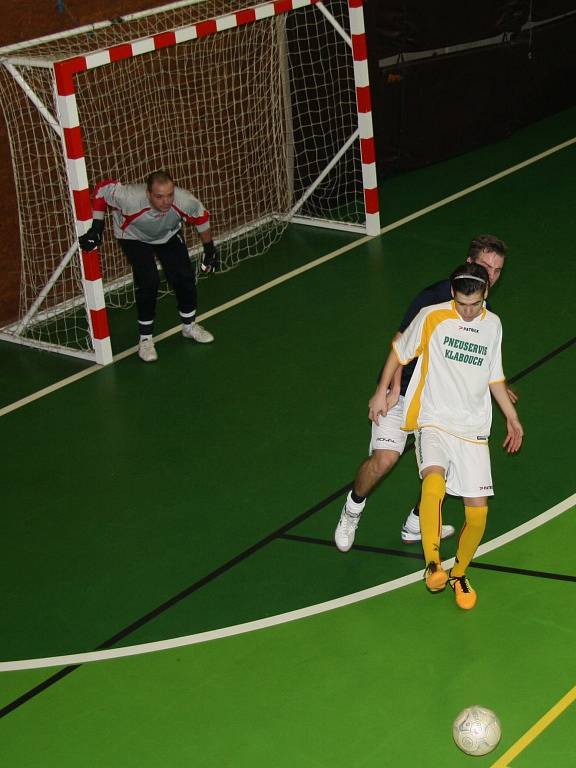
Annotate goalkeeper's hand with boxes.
[78,220,104,252]
[200,240,219,274]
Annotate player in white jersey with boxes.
[335,235,515,552]
[371,262,523,609]
[79,170,218,362]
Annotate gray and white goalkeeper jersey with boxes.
[91,179,211,244]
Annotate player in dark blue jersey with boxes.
[335,235,516,551]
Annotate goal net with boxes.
[0,0,379,364]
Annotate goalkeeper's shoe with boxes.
[334,504,361,552]
[138,338,158,363]
[448,572,477,610]
[401,509,455,544]
[424,561,448,593]
[182,322,214,343]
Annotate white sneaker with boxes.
[401,509,455,544]
[182,322,214,343]
[138,338,158,362]
[335,505,362,552]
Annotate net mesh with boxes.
[0,65,90,349]
[0,0,364,357]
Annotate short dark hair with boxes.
[468,234,508,262]
[450,262,489,296]
[146,170,174,191]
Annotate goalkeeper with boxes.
[79,170,218,363]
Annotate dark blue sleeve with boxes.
[398,280,452,332]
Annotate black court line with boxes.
[97,480,350,650]
[1,336,574,720]
[507,336,575,384]
[280,533,576,582]
[469,561,576,582]
[0,482,352,720]
[0,666,82,719]
[282,533,423,560]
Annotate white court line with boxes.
[1,135,575,421]
[1,492,573,672]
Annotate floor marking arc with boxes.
[0,492,573,672]
[1,135,575,420]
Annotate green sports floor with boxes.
[1,107,575,766]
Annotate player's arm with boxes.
[78,179,118,252]
[388,332,403,402]
[78,220,104,252]
[505,383,519,404]
[198,228,219,274]
[392,283,442,390]
[179,190,219,273]
[368,345,402,425]
[380,287,437,413]
[489,381,524,453]
[369,308,428,424]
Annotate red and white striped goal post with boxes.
[53,0,380,364]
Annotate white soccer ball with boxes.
[453,705,502,756]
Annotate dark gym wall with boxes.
[365,1,576,173]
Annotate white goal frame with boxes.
[0,0,380,365]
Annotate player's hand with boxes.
[506,385,519,404]
[368,390,389,425]
[78,222,104,252]
[503,416,523,453]
[200,241,219,274]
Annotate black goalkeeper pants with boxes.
[119,233,197,326]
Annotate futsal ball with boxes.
[452,705,502,756]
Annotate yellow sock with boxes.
[419,473,446,564]
[451,505,488,577]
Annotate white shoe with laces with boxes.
[401,508,455,544]
[138,338,158,363]
[335,504,362,552]
[182,322,214,343]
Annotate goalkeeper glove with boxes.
[200,240,219,274]
[78,220,104,252]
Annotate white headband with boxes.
[453,275,486,284]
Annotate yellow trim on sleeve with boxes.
[404,309,455,431]
[392,340,410,365]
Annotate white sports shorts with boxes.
[414,427,494,499]
[370,396,408,455]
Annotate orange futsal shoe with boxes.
[448,572,477,610]
[424,561,448,593]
